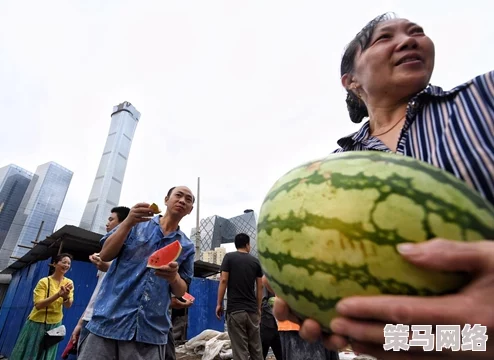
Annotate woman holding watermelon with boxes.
[274,12,494,360]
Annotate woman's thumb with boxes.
[396,238,494,274]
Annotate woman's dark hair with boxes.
[340,12,397,123]
[48,253,73,274]
[53,253,73,264]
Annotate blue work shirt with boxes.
[86,216,195,345]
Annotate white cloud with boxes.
[1,0,492,236]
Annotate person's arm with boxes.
[216,254,230,319]
[100,202,152,261]
[216,271,229,319]
[255,261,263,316]
[63,281,74,309]
[171,297,193,309]
[71,272,103,343]
[70,315,86,344]
[34,278,70,310]
[262,275,275,294]
[168,271,187,298]
[63,297,73,309]
[256,277,263,316]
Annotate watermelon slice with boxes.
[147,240,182,269]
[149,203,161,214]
[183,292,195,302]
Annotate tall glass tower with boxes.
[0,164,33,251]
[0,162,73,269]
[79,101,140,234]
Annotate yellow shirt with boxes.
[28,276,74,324]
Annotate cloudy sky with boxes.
[1,0,493,244]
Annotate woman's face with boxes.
[348,18,435,102]
[55,256,71,274]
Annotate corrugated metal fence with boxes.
[0,285,8,308]
[187,277,225,339]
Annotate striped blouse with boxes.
[334,71,494,207]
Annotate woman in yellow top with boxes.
[10,253,74,360]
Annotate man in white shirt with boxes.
[70,206,130,352]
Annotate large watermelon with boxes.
[257,151,494,332]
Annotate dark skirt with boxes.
[280,331,339,360]
[10,319,62,360]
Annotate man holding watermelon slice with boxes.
[78,186,196,360]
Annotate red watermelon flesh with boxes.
[147,240,182,269]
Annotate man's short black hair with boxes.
[111,206,130,222]
[167,186,195,203]
[234,233,250,249]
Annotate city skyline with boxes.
[79,101,141,234]
[0,161,73,269]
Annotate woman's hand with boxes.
[274,238,494,359]
[58,283,73,300]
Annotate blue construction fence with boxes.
[0,260,223,359]
[187,277,225,339]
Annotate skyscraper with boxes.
[191,210,259,256]
[79,101,140,234]
[0,162,73,269]
[0,164,33,251]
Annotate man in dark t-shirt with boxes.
[216,233,263,360]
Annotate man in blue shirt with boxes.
[78,186,196,360]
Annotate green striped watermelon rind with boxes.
[257,151,494,332]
